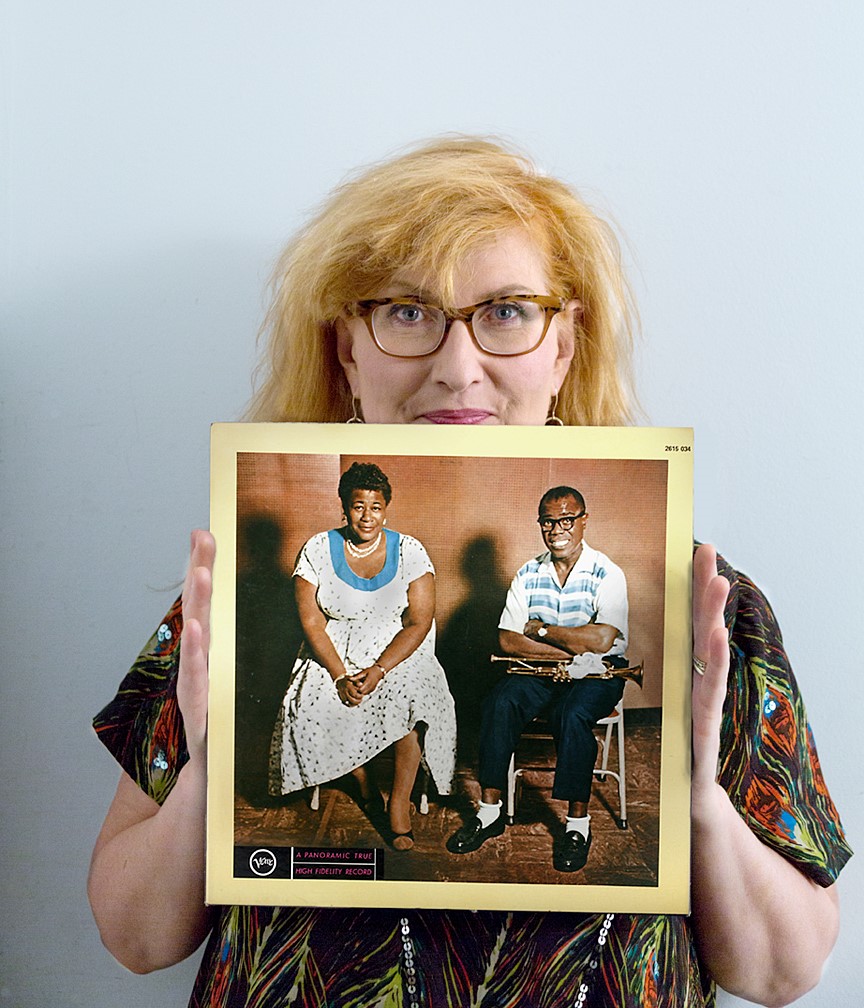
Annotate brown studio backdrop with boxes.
[236,453,668,710]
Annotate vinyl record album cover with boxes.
[207,423,693,913]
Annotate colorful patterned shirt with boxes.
[93,553,851,1007]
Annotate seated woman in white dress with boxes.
[270,461,456,849]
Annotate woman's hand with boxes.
[689,544,839,1005]
[335,673,365,706]
[353,665,385,697]
[88,529,216,973]
[176,530,216,763]
[691,543,731,797]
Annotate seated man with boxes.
[446,485,628,872]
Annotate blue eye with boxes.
[491,302,524,321]
[388,303,427,324]
[476,300,535,329]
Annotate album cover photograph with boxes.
[207,423,693,913]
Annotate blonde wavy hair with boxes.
[248,137,638,425]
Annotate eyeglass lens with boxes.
[538,514,584,531]
[371,300,548,357]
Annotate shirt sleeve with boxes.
[595,563,628,650]
[400,533,436,583]
[293,534,323,587]
[92,597,188,805]
[498,569,530,633]
[717,554,852,886]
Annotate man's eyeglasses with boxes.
[348,295,570,358]
[537,512,586,532]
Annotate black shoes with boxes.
[553,827,592,872]
[446,814,506,854]
[358,791,386,817]
[446,814,590,869]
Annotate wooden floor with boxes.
[234,719,662,890]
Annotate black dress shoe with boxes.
[446,814,506,854]
[553,827,592,872]
[358,791,386,817]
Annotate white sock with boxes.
[477,800,502,827]
[566,814,591,838]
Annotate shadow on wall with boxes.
[235,515,304,803]
[437,534,510,762]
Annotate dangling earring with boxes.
[545,392,564,426]
[346,398,364,424]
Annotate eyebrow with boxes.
[382,284,539,303]
[383,284,436,300]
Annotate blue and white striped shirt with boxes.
[498,542,628,656]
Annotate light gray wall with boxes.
[2,2,861,1005]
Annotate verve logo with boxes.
[248,848,277,877]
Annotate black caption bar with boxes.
[234,845,383,880]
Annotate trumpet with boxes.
[492,655,644,688]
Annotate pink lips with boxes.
[421,409,493,424]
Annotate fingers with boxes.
[178,531,215,759]
[337,677,363,706]
[186,530,215,643]
[177,614,210,757]
[182,530,215,595]
[692,545,732,793]
[692,624,730,722]
[693,544,729,659]
[354,669,379,696]
[693,541,717,586]
[691,624,731,792]
[691,545,730,775]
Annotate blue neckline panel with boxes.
[327,527,399,591]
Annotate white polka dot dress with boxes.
[270,529,457,795]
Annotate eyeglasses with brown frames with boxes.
[348,295,572,358]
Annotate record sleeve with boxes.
[207,423,693,913]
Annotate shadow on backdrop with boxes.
[235,515,303,803]
[437,534,509,763]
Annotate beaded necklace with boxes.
[398,912,615,1007]
[345,531,382,558]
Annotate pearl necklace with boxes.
[399,912,615,1007]
[345,531,382,558]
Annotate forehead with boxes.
[348,488,387,505]
[384,229,549,305]
[538,495,581,516]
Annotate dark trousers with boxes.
[477,673,625,804]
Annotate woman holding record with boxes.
[90,137,850,1007]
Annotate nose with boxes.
[428,319,486,392]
